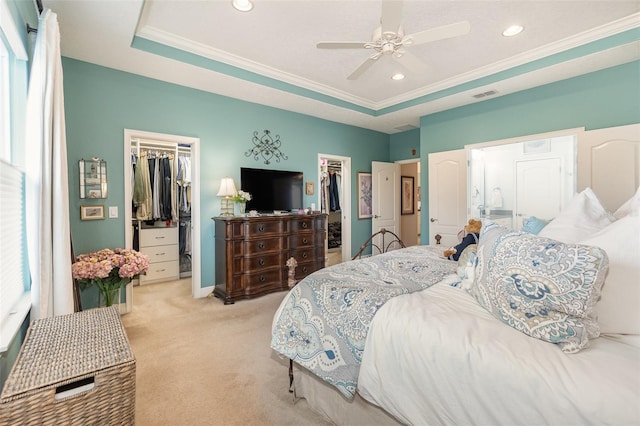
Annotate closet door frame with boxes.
[124,129,203,304]
[318,153,351,262]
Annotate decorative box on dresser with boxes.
[139,226,180,284]
[213,213,327,304]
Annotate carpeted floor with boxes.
[121,279,332,426]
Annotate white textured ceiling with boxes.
[43,0,640,134]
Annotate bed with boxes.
[270,129,640,425]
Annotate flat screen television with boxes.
[240,167,304,213]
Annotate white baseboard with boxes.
[195,285,214,298]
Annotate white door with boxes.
[428,150,467,248]
[515,158,562,229]
[372,161,401,252]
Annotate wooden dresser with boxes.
[213,213,327,304]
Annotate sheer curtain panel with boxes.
[24,9,73,321]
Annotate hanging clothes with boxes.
[177,155,192,213]
[133,152,152,220]
[321,170,330,213]
[161,156,173,220]
[329,172,341,211]
[152,156,160,219]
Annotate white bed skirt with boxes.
[293,363,403,426]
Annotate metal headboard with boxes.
[352,228,406,260]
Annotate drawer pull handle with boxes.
[302,267,308,273]
[258,225,265,232]
[302,238,308,244]
[259,276,266,282]
[302,252,308,259]
[258,243,265,249]
[258,259,265,266]
[157,269,166,272]
[156,252,165,256]
[155,236,165,239]
[302,223,308,228]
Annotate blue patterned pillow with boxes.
[471,225,609,353]
[521,216,549,234]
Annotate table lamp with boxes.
[217,177,237,216]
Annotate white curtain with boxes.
[25,9,74,320]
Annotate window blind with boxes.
[0,160,29,351]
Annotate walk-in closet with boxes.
[130,138,193,284]
[320,158,342,266]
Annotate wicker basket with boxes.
[0,307,136,425]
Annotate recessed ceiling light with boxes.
[232,0,253,12]
[392,73,405,81]
[502,25,524,37]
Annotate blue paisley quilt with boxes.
[270,245,457,398]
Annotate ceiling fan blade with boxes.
[404,20,471,46]
[395,51,426,74]
[347,54,381,80]
[317,42,368,49]
[381,0,403,34]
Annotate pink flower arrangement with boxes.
[72,248,149,306]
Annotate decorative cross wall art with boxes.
[245,130,288,165]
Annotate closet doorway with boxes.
[399,159,421,246]
[123,129,202,308]
[318,154,351,265]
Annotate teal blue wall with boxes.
[419,60,640,242]
[62,58,390,289]
[389,128,420,162]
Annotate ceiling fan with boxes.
[317,0,470,80]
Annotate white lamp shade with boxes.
[217,177,237,197]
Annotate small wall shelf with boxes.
[79,158,107,199]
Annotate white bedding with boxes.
[358,283,640,426]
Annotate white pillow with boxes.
[581,214,640,335]
[613,186,640,219]
[538,187,614,243]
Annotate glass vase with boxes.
[95,277,129,307]
[236,202,246,216]
[102,286,121,307]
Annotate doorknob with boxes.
[374,215,380,219]
[430,218,438,222]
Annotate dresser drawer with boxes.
[141,244,178,263]
[290,247,317,263]
[243,269,283,292]
[140,227,178,247]
[140,260,179,283]
[245,220,285,236]
[242,237,284,255]
[234,252,283,272]
[290,217,315,232]
[294,261,323,280]
[289,233,314,249]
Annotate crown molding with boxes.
[135,12,639,114]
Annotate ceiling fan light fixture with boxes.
[232,0,253,12]
[502,25,524,37]
[392,73,405,81]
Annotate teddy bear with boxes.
[444,219,482,261]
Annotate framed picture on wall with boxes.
[305,182,315,195]
[401,176,414,215]
[80,205,105,220]
[357,172,372,219]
